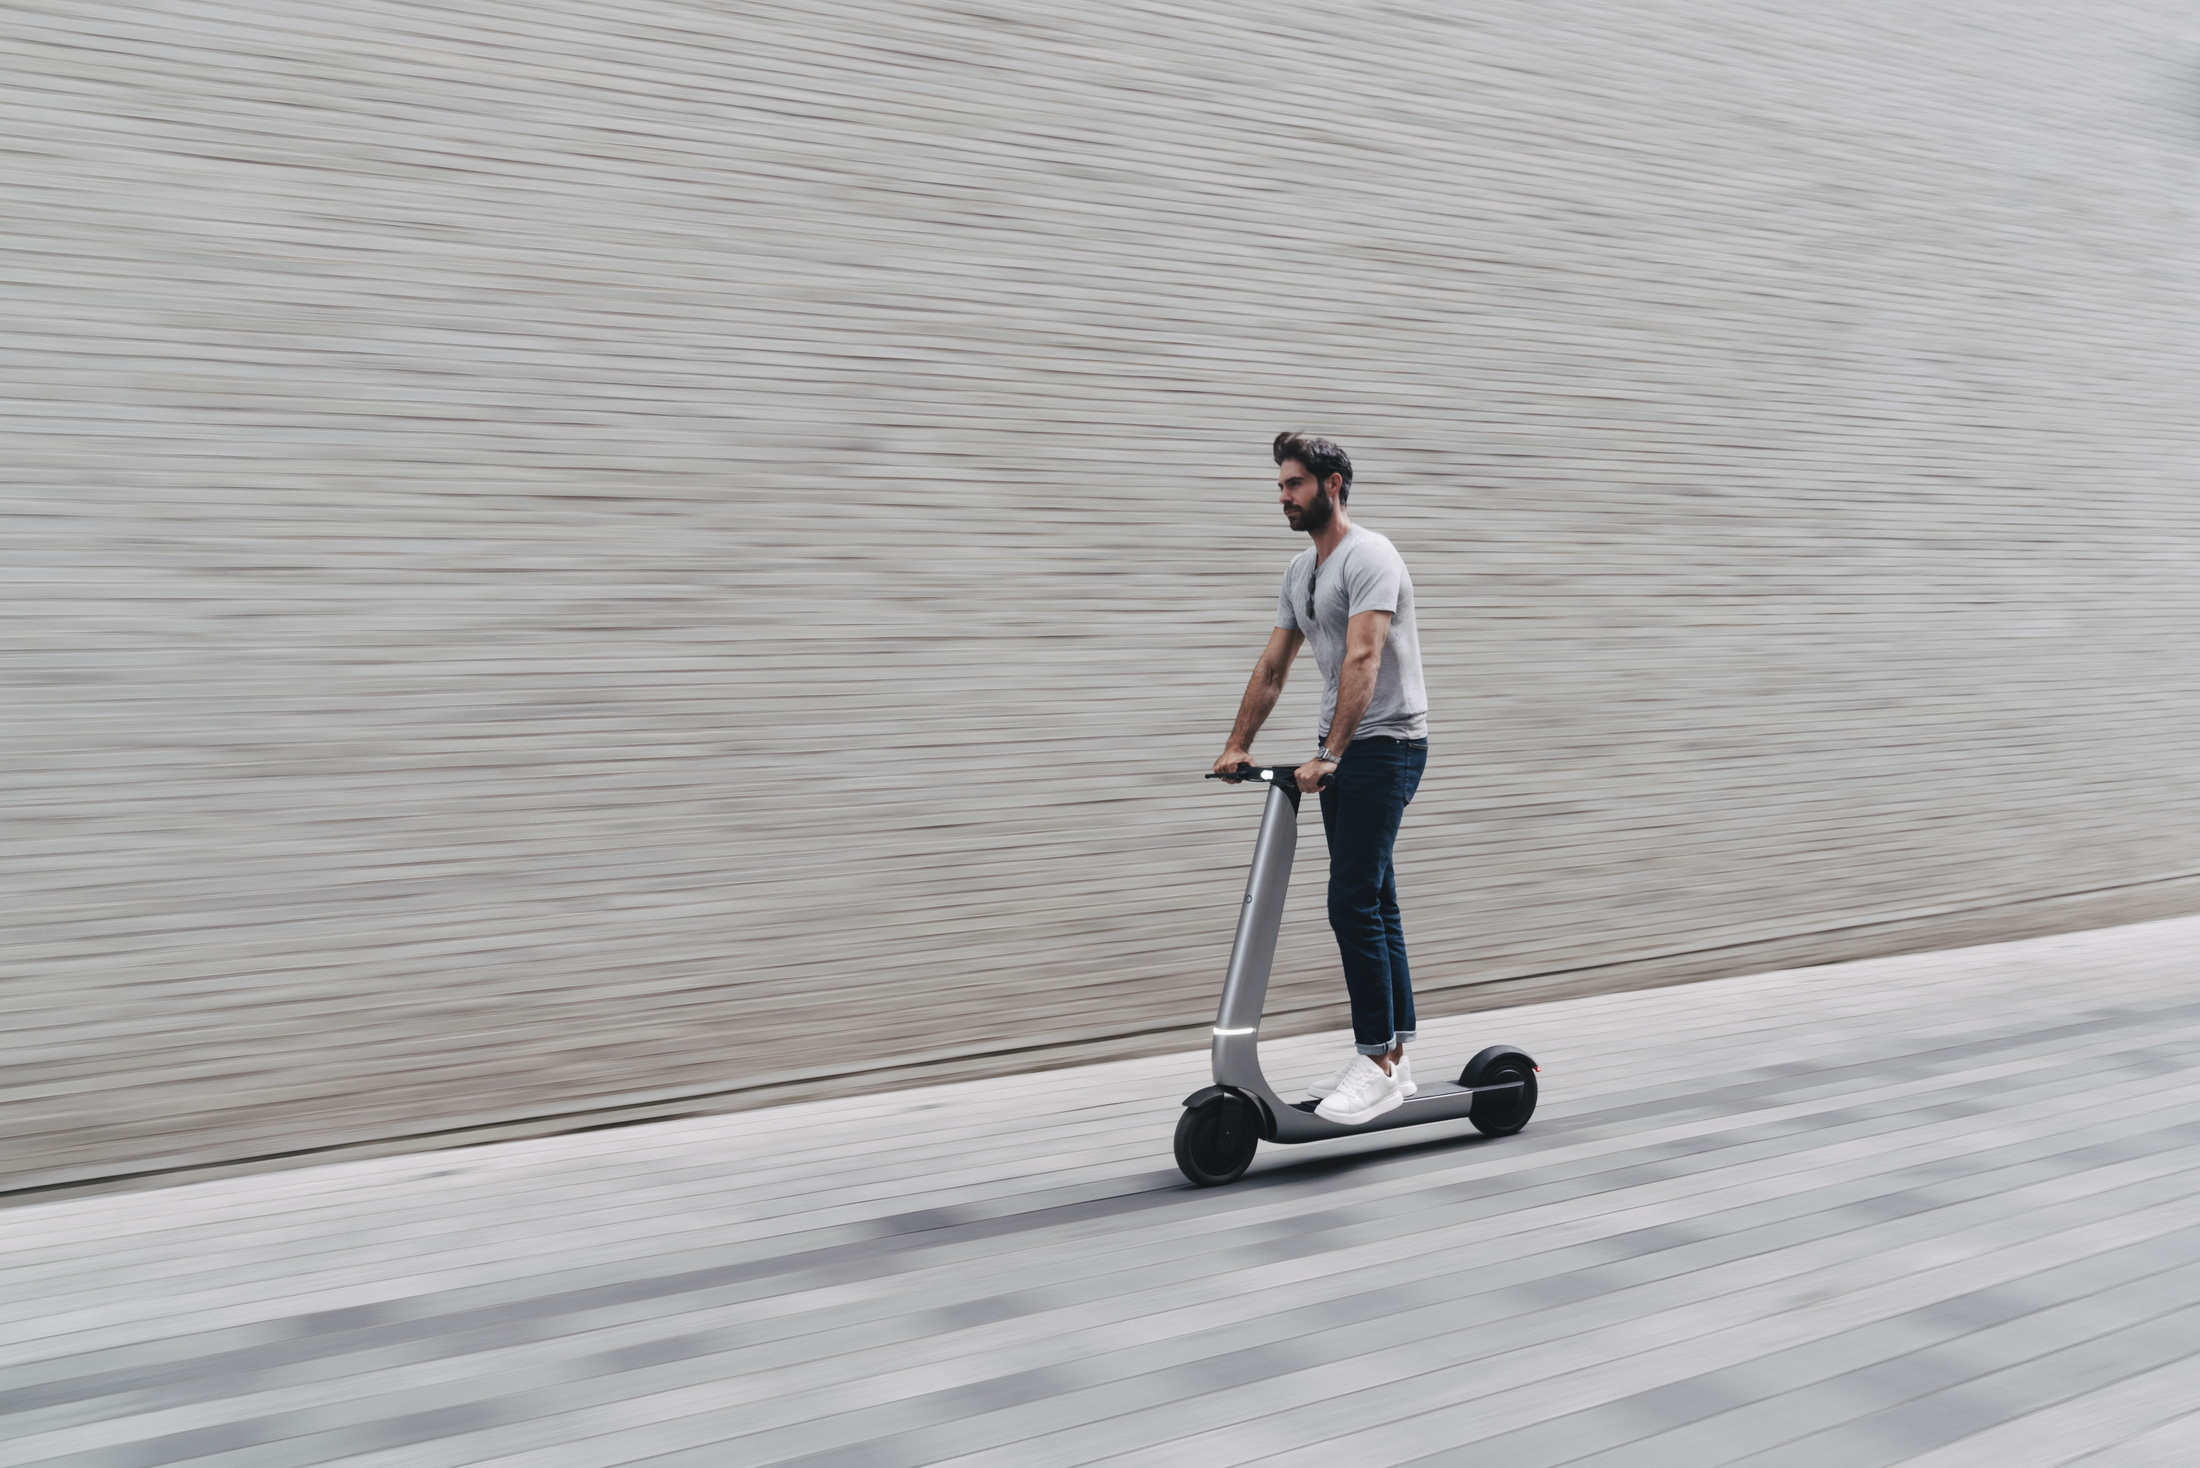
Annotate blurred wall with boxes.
[6,0,2200,1190]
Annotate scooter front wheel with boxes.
[1175,1093,1261,1186]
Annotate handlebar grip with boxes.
[1206,765,1335,789]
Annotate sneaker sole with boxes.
[1315,1086,1406,1126]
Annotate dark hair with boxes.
[1273,431,1353,502]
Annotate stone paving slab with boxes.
[1,915,2197,1467]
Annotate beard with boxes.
[1284,489,1336,534]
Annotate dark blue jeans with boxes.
[1318,736,1428,1056]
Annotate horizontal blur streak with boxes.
[4,0,2200,1190]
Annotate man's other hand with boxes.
[1213,748,1255,781]
[1297,758,1336,794]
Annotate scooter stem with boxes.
[1210,779,1299,1101]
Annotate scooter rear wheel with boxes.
[1175,1093,1261,1186]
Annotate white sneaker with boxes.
[1309,1052,1415,1099]
[1314,1055,1404,1125]
[1306,1054,1360,1099]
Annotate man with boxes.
[1212,432,1430,1125]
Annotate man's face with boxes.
[1277,459,1338,533]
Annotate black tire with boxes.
[1460,1048,1538,1137]
[1174,1093,1261,1186]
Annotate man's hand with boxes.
[1296,758,1336,794]
[1212,747,1256,782]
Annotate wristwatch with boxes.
[1312,743,1342,763]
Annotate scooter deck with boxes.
[1284,1078,1478,1114]
[1262,1076,1518,1143]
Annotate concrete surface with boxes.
[2,914,2196,1465]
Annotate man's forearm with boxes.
[1324,654,1379,752]
[1227,665,1285,751]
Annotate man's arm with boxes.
[1297,609,1392,792]
[1213,627,1304,778]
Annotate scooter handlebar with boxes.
[1207,764,1334,790]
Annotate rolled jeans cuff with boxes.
[1356,1032,1414,1056]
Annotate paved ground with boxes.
[4,915,2199,1467]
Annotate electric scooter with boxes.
[1175,764,1539,1186]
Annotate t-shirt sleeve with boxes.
[1275,562,1303,632]
[1344,542,1405,617]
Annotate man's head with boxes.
[1274,431,1353,533]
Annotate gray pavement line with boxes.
[689,1002,2200,1257]
[640,1200,2200,1468]
[822,1258,2200,1461]
[25,1030,2191,1408]
[1074,1199,2200,1468]
[33,1011,2200,1345]
[1381,1291,2200,1468]
[717,1104,2200,1384]
[17,963,2200,1443]
[2082,1409,2200,1468]
[21,990,2167,1305]
[0,970,2132,1222]
[47,1109,2200,1443]
[651,1126,2200,1434]
[34,1000,2166,1344]
[54,1165,2200,1468]
[1517,1005,2200,1134]
[13,1068,2163,1409]
[19,1090,2183,1432]
[13,887,2199,1205]
[292,1113,2200,1399]
[1083,1012,2200,1238]
[8,1003,2182,1329]
[1690,1287,2200,1468]
[38,1178,2200,1468]
[810,1035,2200,1306]
[796,1113,2200,1461]
[1897,1356,2200,1468]
[16,998,2190,1337]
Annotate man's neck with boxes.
[1308,508,1354,562]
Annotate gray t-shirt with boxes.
[1274,524,1430,744]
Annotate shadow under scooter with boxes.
[1176,764,1539,1186]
